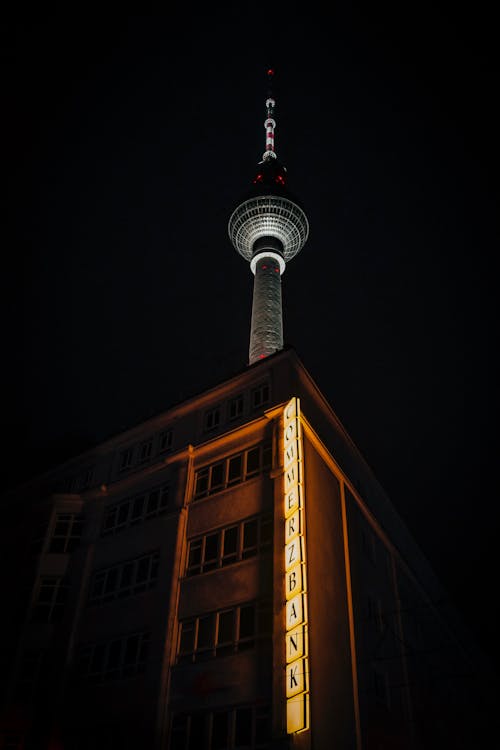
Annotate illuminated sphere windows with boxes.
[228,195,309,264]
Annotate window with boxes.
[203,406,221,432]
[169,704,271,750]
[186,514,272,576]
[101,484,170,536]
[251,383,270,410]
[80,467,93,490]
[49,513,84,553]
[193,443,272,500]
[76,631,150,683]
[159,428,173,453]
[32,577,69,623]
[119,446,134,472]
[138,439,153,464]
[228,394,244,421]
[177,600,271,664]
[89,551,160,605]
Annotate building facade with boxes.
[0,348,494,749]
[1,70,495,749]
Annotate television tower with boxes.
[229,69,309,365]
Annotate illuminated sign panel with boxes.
[283,397,309,734]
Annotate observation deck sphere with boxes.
[228,195,309,263]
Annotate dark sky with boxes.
[3,7,498,667]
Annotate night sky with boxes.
[3,8,498,669]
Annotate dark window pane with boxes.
[179,622,195,658]
[235,707,252,747]
[103,508,117,531]
[54,520,69,536]
[204,534,219,569]
[210,463,224,490]
[255,708,271,743]
[246,448,260,475]
[222,526,238,564]
[117,502,129,526]
[49,538,66,553]
[197,615,214,652]
[104,568,118,595]
[229,394,243,420]
[107,640,122,671]
[120,562,134,590]
[195,469,209,496]
[217,610,235,646]
[131,496,145,521]
[170,714,188,750]
[211,711,229,750]
[71,518,84,536]
[228,454,243,483]
[38,583,54,602]
[188,540,202,572]
[147,490,159,515]
[189,713,205,750]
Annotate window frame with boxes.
[185,513,272,577]
[193,443,272,500]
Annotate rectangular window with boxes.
[186,514,272,576]
[159,428,173,453]
[89,551,160,605]
[177,600,270,664]
[80,467,93,490]
[76,631,150,683]
[203,406,221,432]
[193,443,272,500]
[31,577,69,623]
[170,705,272,750]
[101,484,169,536]
[251,383,270,410]
[228,394,244,421]
[49,513,84,554]
[119,447,134,472]
[138,439,153,464]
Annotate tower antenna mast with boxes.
[263,68,277,161]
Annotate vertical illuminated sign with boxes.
[283,397,309,733]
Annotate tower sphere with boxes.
[228,159,309,264]
[228,194,309,264]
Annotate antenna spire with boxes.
[263,68,277,161]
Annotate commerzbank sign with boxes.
[283,397,309,734]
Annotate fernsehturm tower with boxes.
[229,69,309,365]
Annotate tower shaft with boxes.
[249,255,283,364]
